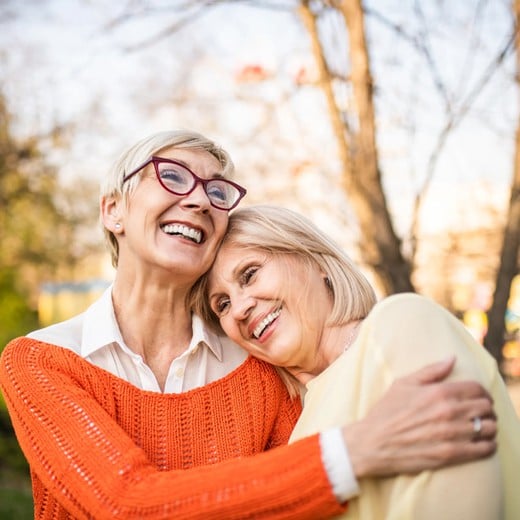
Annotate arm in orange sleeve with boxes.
[0,338,345,520]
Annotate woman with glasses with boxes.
[197,204,520,520]
[0,131,498,519]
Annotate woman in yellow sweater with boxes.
[1,132,498,519]
[198,204,520,519]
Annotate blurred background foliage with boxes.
[0,93,101,515]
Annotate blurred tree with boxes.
[297,0,515,300]
[0,89,101,501]
[484,0,520,367]
[294,0,518,369]
[0,92,101,349]
[299,0,413,294]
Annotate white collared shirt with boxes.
[27,285,249,393]
[27,285,358,501]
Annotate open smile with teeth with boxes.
[253,308,281,339]
[161,223,203,244]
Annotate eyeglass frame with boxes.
[122,156,247,211]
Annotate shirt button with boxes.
[174,367,184,378]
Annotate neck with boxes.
[341,319,363,353]
[288,319,363,385]
[112,273,194,389]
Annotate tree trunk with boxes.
[298,1,414,294]
[484,0,520,366]
[336,0,414,293]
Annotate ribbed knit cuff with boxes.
[319,428,360,503]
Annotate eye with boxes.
[206,182,228,202]
[160,168,187,184]
[212,296,230,317]
[240,265,259,285]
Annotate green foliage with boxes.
[0,105,66,273]
[0,406,32,516]
[0,93,101,293]
[0,489,33,519]
[0,268,39,348]
[0,410,28,472]
[0,91,101,505]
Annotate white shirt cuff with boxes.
[319,428,360,503]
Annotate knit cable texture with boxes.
[0,338,346,519]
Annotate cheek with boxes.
[219,315,238,339]
[211,207,229,231]
[213,213,229,241]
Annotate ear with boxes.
[101,195,124,234]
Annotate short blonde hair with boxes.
[101,130,235,267]
[192,204,377,331]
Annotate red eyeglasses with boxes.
[122,156,247,211]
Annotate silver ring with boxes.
[472,416,482,438]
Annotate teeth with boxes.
[162,224,202,244]
[253,309,281,339]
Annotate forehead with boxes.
[209,246,250,286]
[208,248,304,288]
[157,147,222,174]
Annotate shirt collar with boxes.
[80,284,223,361]
[81,284,125,357]
[190,314,224,361]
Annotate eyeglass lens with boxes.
[156,161,241,210]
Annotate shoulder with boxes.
[0,337,123,386]
[26,312,84,351]
[0,337,100,396]
[230,355,285,385]
[0,337,152,404]
[359,293,450,357]
[368,292,447,322]
[25,285,113,353]
[1,336,86,371]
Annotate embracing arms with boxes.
[0,338,496,519]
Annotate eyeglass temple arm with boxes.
[122,158,153,185]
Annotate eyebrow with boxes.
[167,157,225,180]
[229,256,249,279]
[208,259,246,299]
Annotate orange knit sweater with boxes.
[0,338,346,519]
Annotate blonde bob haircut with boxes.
[101,130,235,267]
[192,204,377,333]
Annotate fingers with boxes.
[470,416,496,443]
[396,358,493,408]
[405,356,456,384]
[429,410,496,444]
[433,380,494,407]
[343,413,497,478]
[345,368,499,478]
[416,395,496,440]
[419,437,497,471]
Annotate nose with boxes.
[180,181,211,211]
[230,293,256,322]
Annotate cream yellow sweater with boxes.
[291,293,520,520]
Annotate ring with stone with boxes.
[472,416,482,439]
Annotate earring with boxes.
[115,223,121,231]
[324,276,332,289]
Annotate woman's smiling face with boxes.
[115,147,230,281]
[207,245,333,376]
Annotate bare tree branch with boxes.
[409,27,516,260]
[299,0,353,175]
[103,0,297,52]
